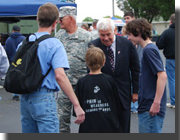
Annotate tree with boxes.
[82,17,93,22]
[156,0,175,21]
[114,15,123,19]
[104,16,111,18]
[116,0,175,23]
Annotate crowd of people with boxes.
[0,2,175,133]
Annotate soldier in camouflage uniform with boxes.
[55,6,93,133]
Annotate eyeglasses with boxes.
[59,16,69,22]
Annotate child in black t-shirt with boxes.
[74,46,123,133]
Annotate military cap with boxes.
[93,19,98,23]
[59,6,77,17]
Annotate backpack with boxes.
[4,34,52,94]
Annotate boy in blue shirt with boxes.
[19,3,85,133]
[126,18,167,133]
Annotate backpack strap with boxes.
[35,34,53,77]
[21,35,30,45]
[44,65,52,77]
[36,34,53,43]
[24,34,52,44]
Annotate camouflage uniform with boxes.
[55,27,93,133]
[91,19,99,40]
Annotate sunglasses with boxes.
[59,16,69,22]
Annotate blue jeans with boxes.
[131,101,138,112]
[166,59,175,105]
[20,87,59,133]
[138,112,164,133]
[13,93,19,97]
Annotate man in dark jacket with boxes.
[156,13,175,109]
[5,25,25,64]
[5,25,25,100]
[89,18,140,133]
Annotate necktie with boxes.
[108,47,115,72]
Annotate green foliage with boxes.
[82,17,93,22]
[114,15,123,19]
[155,0,175,21]
[116,0,175,23]
[104,16,111,18]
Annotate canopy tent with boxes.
[0,0,77,23]
[111,17,126,26]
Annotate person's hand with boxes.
[149,102,160,116]
[132,93,138,103]
[74,105,85,124]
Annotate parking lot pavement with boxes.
[0,87,175,133]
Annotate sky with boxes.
[75,0,124,22]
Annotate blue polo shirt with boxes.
[17,32,69,91]
[138,43,166,117]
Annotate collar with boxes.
[110,35,116,49]
[65,26,79,39]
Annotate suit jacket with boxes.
[89,35,140,109]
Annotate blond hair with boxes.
[121,26,127,36]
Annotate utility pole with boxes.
[112,0,115,17]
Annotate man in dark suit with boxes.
[89,18,140,133]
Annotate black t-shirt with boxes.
[75,73,123,133]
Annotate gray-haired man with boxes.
[55,6,93,133]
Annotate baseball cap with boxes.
[12,25,20,31]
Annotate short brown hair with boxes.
[124,11,135,18]
[126,18,152,40]
[85,46,105,72]
[37,3,59,27]
[170,13,175,24]
[81,23,89,30]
